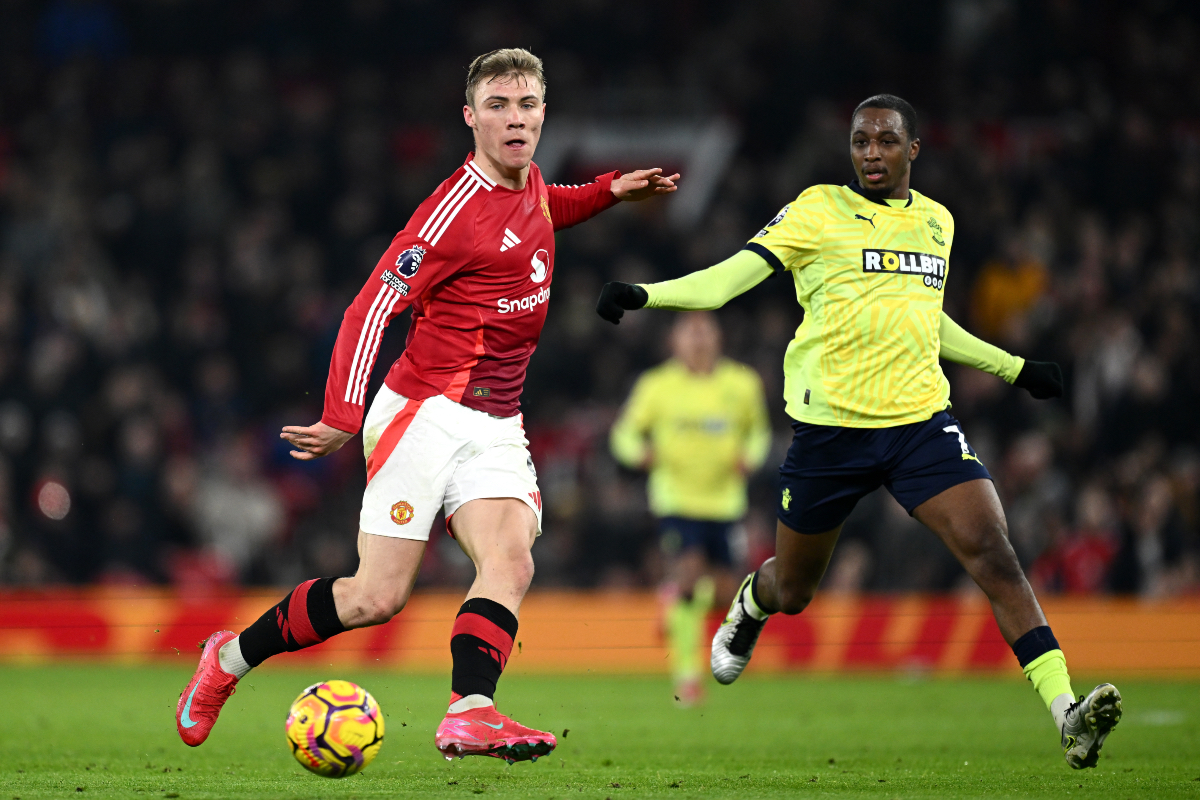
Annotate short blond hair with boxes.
[465,48,545,107]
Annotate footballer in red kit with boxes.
[175,48,678,763]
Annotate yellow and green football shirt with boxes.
[610,358,771,521]
[744,184,955,427]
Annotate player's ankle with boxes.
[448,693,494,713]
[218,636,251,679]
[744,571,772,620]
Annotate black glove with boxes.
[1013,360,1063,399]
[596,282,648,324]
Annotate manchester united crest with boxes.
[390,500,414,525]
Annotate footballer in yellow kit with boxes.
[744,182,954,427]
[596,94,1122,769]
[610,312,770,704]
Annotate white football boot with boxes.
[711,574,768,685]
[1061,683,1122,769]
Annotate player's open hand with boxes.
[612,168,680,202]
[281,421,354,460]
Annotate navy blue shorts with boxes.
[778,410,992,534]
[658,517,734,566]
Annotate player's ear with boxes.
[909,137,920,162]
[463,104,476,129]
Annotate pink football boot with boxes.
[435,705,556,763]
[176,630,239,746]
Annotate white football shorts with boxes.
[358,385,542,540]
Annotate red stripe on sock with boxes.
[366,399,424,484]
[451,613,514,660]
[286,579,321,647]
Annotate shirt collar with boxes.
[847,179,912,208]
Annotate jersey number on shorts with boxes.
[943,425,982,464]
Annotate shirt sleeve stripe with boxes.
[418,173,472,242]
[742,242,787,274]
[428,179,483,245]
[350,288,399,406]
[343,284,392,403]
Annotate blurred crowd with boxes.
[0,0,1196,596]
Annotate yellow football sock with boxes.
[666,577,715,682]
[1023,648,1074,710]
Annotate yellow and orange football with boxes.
[284,680,384,778]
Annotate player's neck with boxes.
[472,149,530,191]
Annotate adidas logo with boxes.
[500,228,521,252]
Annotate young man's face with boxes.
[850,108,919,195]
[463,74,545,173]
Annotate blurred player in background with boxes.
[610,312,770,706]
[597,94,1122,769]
[175,47,678,763]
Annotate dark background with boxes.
[0,0,1196,597]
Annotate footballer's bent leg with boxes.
[435,498,555,763]
[711,523,840,685]
[914,479,1121,767]
[176,532,424,747]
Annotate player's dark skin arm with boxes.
[752,108,1050,647]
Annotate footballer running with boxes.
[176,48,678,763]
[597,94,1121,769]
[610,312,770,705]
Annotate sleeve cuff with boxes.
[320,412,360,436]
[597,170,622,210]
[742,242,787,274]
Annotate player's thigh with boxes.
[443,415,542,564]
[912,478,1012,567]
[359,388,457,542]
[774,519,843,606]
[450,497,538,568]
[883,410,993,521]
[336,531,426,623]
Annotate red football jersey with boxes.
[321,154,620,433]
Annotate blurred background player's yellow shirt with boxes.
[748,185,956,427]
[610,358,771,521]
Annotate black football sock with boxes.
[238,577,346,667]
[449,597,518,705]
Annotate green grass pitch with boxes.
[1,665,1196,799]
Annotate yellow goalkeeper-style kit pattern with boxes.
[610,358,771,521]
[744,184,955,427]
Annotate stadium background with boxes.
[0,0,1197,675]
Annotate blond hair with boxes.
[465,48,545,107]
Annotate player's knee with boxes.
[505,548,535,592]
[964,522,1023,585]
[775,582,814,615]
[346,586,408,627]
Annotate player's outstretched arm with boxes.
[596,250,773,324]
[938,312,1063,399]
[281,421,354,461]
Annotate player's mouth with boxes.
[505,137,528,151]
[863,167,887,184]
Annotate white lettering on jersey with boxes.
[530,248,549,283]
[498,286,551,314]
[500,228,521,252]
